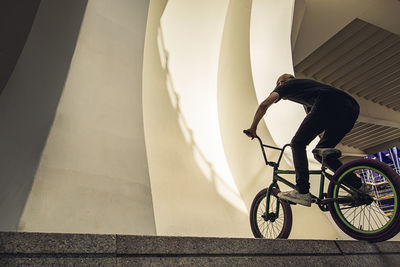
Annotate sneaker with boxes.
[277,190,312,207]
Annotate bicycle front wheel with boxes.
[250,187,292,239]
[328,159,400,242]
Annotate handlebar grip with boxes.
[243,129,251,135]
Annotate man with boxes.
[245,74,362,206]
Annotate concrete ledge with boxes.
[116,235,340,255]
[336,239,400,254]
[0,232,116,254]
[1,232,400,266]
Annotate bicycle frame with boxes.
[252,135,357,217]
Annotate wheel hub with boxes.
[359,194,374,205]
[350,194,374,207]
[262,212,277,222]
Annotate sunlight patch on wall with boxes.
[157,0,247,213]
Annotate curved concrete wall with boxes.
[250,0,320,171]
[143,0,339,239]
[17,0,156,235]
[143,0,250,237]
[217,0,274,210]
[0,0,347,239]
[0,0,87,231]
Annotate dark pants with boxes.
[291,95,361,194]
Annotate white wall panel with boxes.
[250,0,319,171]
[143,0,250,237]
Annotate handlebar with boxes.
[243,129,262,143]
[243,130,290,168]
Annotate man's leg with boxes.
[314,126,349,171]
[278,111,325,206]
[313,110,361,188]
[290,110,326,194]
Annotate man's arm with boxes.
[245,92,280,138]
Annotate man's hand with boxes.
[244,128,257,139]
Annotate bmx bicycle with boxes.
[244,130,400,242]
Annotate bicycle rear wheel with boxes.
[328,159,400,242]
[250,187,292,239]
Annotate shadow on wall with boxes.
[144,0,250,237]
[0,0,88,231]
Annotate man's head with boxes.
[276,73,295,86]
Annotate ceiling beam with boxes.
[357,114,400,129]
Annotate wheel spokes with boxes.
[256,196,285,238]
[335,166,396,233]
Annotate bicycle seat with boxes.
[312,148,341,159]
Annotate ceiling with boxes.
[294,18,400,155]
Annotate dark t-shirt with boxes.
[273,78,357,110]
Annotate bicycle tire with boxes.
[327,158,400,242]
[250,187,292,239]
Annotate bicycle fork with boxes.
[264,182,281,221]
